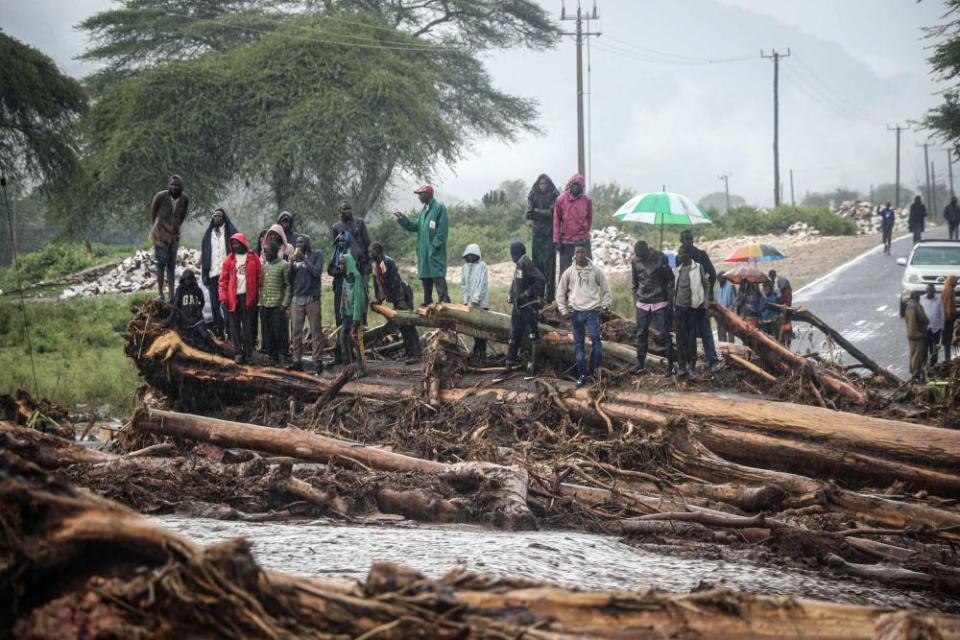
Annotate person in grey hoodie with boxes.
[557,241,612,387]
[287,235,324,374]
[460,243,490,359]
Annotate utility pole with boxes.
[932,161,938,219]
[762,48,790,207]
[887,124,905,207]
[561,1,600,184]
[869,184,874,204]
[718,173,731,213]
[947,148,955,197]
[789,169,795,206]
[918,141,931,209]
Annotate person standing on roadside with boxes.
[673,246,709,381]
[200,208,237,338]
[715,272,737,343]
[554,174,593,277]
[498,241,545,380]
[148,175,189,301]
[909,195,927,244]
[393,185,450,305]
[630,241,675,375]
[679,229,721,372]
[219,233,261,364]
[945,196,960,241]
[943,275,957,363]
[287,235,325,374]
[905,290,929,383]
[877,203,896,254]
[557,242,611,388]
[921,283,945,367]
[526,174,560,302]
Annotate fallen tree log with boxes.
[7,451,960,639]
[710,302,867,404]
[0,422,117,468]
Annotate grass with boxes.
[0,295,148,414]
[0,242,139,293]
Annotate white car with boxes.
[897,240,960,316]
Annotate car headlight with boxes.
[908,274,920,283]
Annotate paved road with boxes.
[793,227,948,378]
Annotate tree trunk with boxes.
[0,422,117,468]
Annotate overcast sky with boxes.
[2,0,952,207]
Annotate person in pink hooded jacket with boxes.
[553,174,593,277]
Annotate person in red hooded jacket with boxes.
[553,174,593,278]
[219,232,262,364]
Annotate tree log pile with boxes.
[4,450,960,639]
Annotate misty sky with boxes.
[2,0,952,208]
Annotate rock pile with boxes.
[590,226,636,270]
[60,249,202,300]
[834,201,908,235]
[786,221,820,237]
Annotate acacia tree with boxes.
[926,2,960,159]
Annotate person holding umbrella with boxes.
[679,229,720,372]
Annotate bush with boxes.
[0,242,137,292]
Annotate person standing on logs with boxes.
[945,196,960,241]
[328,231,351,365]
[877,203,896,255]
[164,269,217,353]
[768,269,793,347]
[331,201,371,282]
[558,241,611,388]
[715,272,737,344]
[554,174,593,277]
[921,283,944,367]
[277,210,302,247]
[460,243,490,360]
[200,208,236,338]
[287,235,325,374]
[679,229,721,372]
[909,195,927,244]
[905,290,929,383]
[526,174,559,302]
[148,175,189,301]
[219,233,261,365]
[943,275,957,363]
[630,241,675,375]
[393,185,450,306]
[339,253,367,378]
[673,245,709,381]
[497,240,545,381]
[370,242,422,362]
[258,241,292,366]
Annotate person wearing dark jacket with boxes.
[277,211,302,247]
[148,175,189,301]
[909,196,927,243]
[498,241,546,379]
[877,203,896,254]
[328,231,351,364]
[526,174,560,302]
[945,196,960,241]
[905,290,929,382]
[219,233,262,364]
[164,269,216,352]
[287,235,324,373]
[631,242,675,375]
[371,242,422,361]
[679,229,721,372]
[339,254,368,377]
[331,201,371,277]
[200,208,237,337]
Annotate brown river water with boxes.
[157,517,958,613]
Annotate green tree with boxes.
[0,33,87,186]
[926,2,960,155]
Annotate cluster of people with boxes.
[149,172,787,386]
[904,279,958,382]
[878,194,960,250]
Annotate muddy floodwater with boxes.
[158,517,957,613]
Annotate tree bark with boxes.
[0,422,117,468]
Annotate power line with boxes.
[591,39,752,65]
[792,55,891,124]
[781,65,884,125]
[600,34,754,64]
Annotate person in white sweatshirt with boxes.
[557,242,612,387]
[921,283,945,366]
[460,243,490,359]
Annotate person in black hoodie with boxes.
[200,208,237,338]
[287,235,325,373]
[525,174,560,302]
[277,210,302,247]
[498,240,546,379]
[631,242,675,374]
[164,269,217,353]
[370,242,422,361]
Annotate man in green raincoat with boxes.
[338,253,367,377]
[393,184,450,306]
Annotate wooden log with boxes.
[710,302,867,404]
[0,422,118,468]
[725,352,777,382]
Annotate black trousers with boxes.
[260,306,289,361]
[421,277,450,305]
[394,284,422,357]
[208,275,225,332]
[675,306,700,369]
[635,306,673,366]
[950,222,959,241]
[507,305,540,363]
[339,314,365,372]
[229,295,256,358]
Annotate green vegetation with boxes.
[0,242,137,292]
[0,295,147,413]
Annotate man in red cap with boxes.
[393,185,450,305]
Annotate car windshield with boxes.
[910,246,960,266]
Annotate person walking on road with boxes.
[219,233,261,365]
[200,208,237,338]
[945,196,960,241]
[878,203,896,255]
[943,275,957,363]
[287,235,325,374]
[498,241,546,380]
[370,242,422,362]
[921,283,945,367]
[715,272,737,343]
[909,196,927,244]
[630,241,675,375]
[526,174,560,302]
[905,290,929,383]
[148,175,189,301]
[394,185,450,305]
[460,243,490,360]
[679,229,721,371]
[558,242,611,388]
[554,174,593,277]
[673,246,710,380]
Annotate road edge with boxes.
[794,232,913,299]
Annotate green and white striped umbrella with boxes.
[613,192,713,226]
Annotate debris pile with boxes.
[60,248,202,299]
[589,225,637,270]
[786,220,821,237]
[834,200,908,235]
